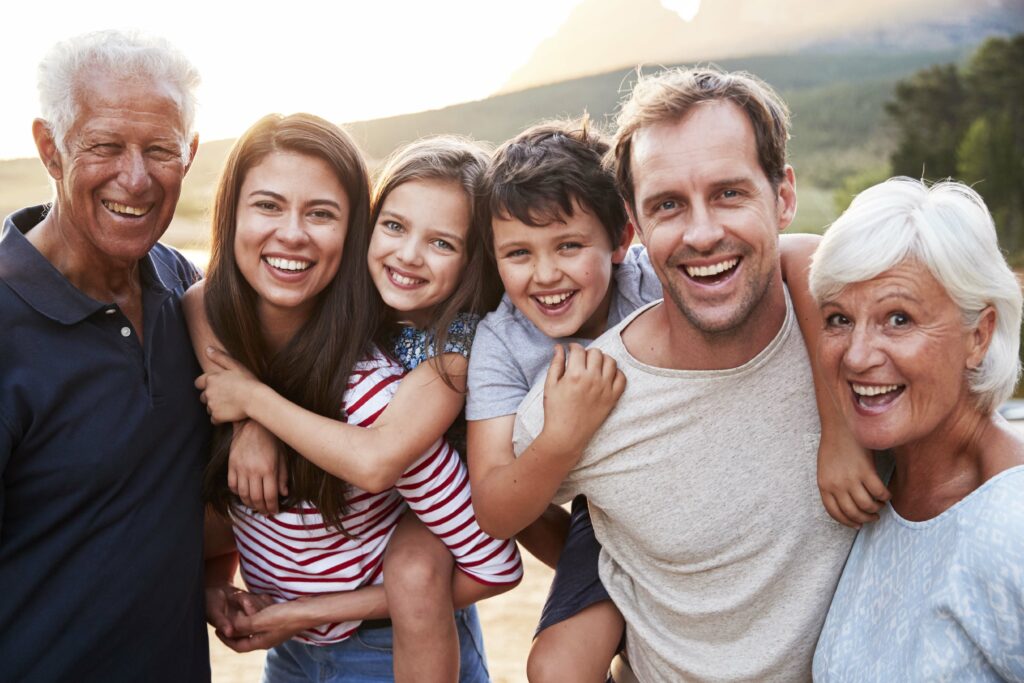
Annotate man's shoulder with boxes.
[148,243,202,294]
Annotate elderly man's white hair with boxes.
[37,29,201,162]
[810,177,1023,413]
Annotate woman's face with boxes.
[367,178,471,328]
[818,260,987,452]
[234,151,349,326]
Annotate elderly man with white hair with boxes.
[810,178,1024,681]
[0,30,210,681]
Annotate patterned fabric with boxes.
[813,465,1024,682]
[391,312,478,372]
[233,348,523,645]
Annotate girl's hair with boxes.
[370,136,503,389]
[202,113,384,529]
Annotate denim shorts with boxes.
[535,495,613,636]
[262,606,489,683]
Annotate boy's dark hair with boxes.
[478,116,627,255]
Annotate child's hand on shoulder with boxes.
[196,347,261,424]
[541,343,626,458]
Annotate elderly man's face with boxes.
[47,71,193,266]
[817,262,989,452]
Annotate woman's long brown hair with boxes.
[201,113,384,530]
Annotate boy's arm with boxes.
[200,348,468,494]
[779,233,890,527]
[467,344,625,540]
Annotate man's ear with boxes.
[33,119,63,181]
[183,133,199,176]
[612,219,635,265]
[967,305,997,370]
[624,199,646,246]
[776,165,797,232]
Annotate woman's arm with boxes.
[779,233,890,527]
[198,348,468,494]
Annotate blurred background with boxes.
[3,1,1021,680]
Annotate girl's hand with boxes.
[220,597,312,653]
[195,347,261,424]
[817,428,890,528]
[229,420,289,515]
[540,344,626,459]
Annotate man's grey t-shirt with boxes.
[514,294,856,681]
[466,245,660,420]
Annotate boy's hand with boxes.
[540,344,626,459]
[817,428,890,528]
[229,420,288,515]
[195,347,261,424]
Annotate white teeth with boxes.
[390,270,424,286]
[102,200,149,216]
[265,256,311,272]
[686,258,739,278]
[536,292,572,306]
[852,383,901,397]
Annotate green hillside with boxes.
[1,48,967,243]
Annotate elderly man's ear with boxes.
[185,133,199,175]
[33,119,63,180]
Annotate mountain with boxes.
[500,0,1021,93]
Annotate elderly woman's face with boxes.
[818,261,983,452]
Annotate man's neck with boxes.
[27,208,143,304]
[621,280,788,371]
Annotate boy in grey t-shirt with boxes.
[466,119,654,681]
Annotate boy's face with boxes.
[491,200,630,339]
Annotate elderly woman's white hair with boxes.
[37,29,201,161]
[810,177,1022,413]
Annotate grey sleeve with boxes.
[466,318,531,421]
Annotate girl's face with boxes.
[234,151,349,327]
[367,178,471,327]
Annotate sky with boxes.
[0,0,701,160]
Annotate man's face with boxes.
[47,71,193,266]
[628,100,795,337]
[492,200,629,340]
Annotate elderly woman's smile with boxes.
[819,261,984,453]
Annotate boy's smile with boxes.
[492,200,630,340]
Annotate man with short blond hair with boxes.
[514,67,855,681]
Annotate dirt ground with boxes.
[209,552,553,683]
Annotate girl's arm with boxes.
[183,282,286,515]
[779,233,890,527]
[197,347,467,494]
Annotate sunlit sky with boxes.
[0,0,700,161]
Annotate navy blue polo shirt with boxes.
[0,206,211,682]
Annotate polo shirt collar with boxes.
[0,205,169,325]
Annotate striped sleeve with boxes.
[347,348,523,586]
[395,440,523,586]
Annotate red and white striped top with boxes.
[232,349,523,644]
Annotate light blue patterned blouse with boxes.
[813,465,1024,682]
[391,312,478,371]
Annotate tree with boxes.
[885,64,967,180]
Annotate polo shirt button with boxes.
[106,308,116,315]
[121,327,131,337]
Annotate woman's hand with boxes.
[219,596,314,653]
[195,347,262,424]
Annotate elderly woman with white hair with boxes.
[810,178,1024,681]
